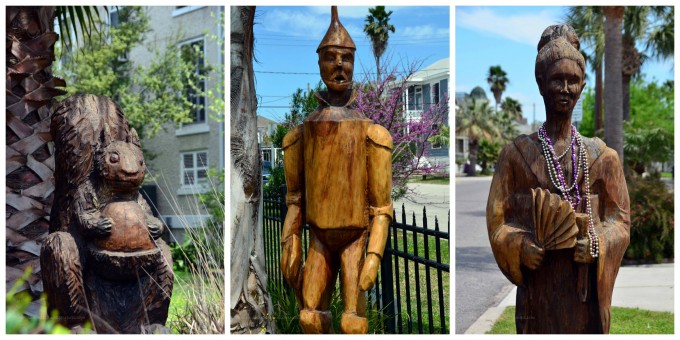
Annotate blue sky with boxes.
[252,6,450,123]
[456,6,675,124]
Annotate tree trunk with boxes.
[603,6,625,162]
[6,6,65,305]
[229,6,274,334]
[467,139,479,177]
[621,36,641,122]
[622,74,631,121]
[594,60,603,133]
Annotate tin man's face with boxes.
[318,46,354,93]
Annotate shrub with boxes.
[624,173,674,262]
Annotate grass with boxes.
[410,175,450,184]
[389,233,450,334]
[660,171,673,179]
[487,306,674,334]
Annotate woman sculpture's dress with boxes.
[486,133,630,333]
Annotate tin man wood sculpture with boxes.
[280,6,393,334]
[486,24,630,334]
[40,94,174,333]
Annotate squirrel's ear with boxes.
[128,127,141,146]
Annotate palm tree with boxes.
[567,6,674,128]
[456,98,500,176]
[230,6,274,333]
[6,6,102,303]
[500,97,523,122]
[565,6,604,132]
[603,6,625,161]
[487,65,509,112]
[363,6,395,82]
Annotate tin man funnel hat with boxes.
[316,6,356,53]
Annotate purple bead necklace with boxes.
[538,123,599,257]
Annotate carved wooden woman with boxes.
[486,25,630,334]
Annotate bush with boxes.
[624,173,674,262]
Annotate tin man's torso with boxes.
[303,99,371,230]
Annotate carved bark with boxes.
[229,6,274,334]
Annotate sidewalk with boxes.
[465,263,674,334]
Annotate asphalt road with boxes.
[455,176,513,334]
[393,182,451,231]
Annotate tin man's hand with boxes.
[280,234,303,290]
[359,253,381,291]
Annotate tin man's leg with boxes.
[300,228,338,333]
[339,230,369,334]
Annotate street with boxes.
[394,182,450,230]
[455,176,513,334]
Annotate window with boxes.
[456,138,465,155]
[415,86,423,110]
[109,8,120,28]
[181,151,208,186]
[180,39,207,125]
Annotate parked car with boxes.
[262,161,272,184]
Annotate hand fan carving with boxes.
[531,188,578,250]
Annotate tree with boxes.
[565,6,604,132]
[477,138,502,175]
[354,61,448,199]
[486,65,509,112]
[455,98,500,176]
[6,6,102,309]
[363,6,395,83]
[428,124,450,148]
[500,97,523,121]
[55,6,203,139]
[229,6,274,334]
[603,6,625,161]
[567,6,674,131]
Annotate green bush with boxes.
[6,268,73,334]
[625,174,674,262]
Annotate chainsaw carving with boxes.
[280,6,393,334]
[486,25,630,333]
[41,94,173,334]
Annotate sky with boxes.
[252,6,450,123]
[455,6,675,124]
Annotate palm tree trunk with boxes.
[230,6,274,334]
[603,6,625,162]
[467,139,479,177]
[6,6,66,303]
[622,74,631,121]
[594,60,603,133]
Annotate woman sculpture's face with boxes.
[542,59,585,116]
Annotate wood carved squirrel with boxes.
[41,94,173,333]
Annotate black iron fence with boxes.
[263,187,450,334]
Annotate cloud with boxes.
[399,25,449,40]
[457,7,561,46]
[257,8,327,37]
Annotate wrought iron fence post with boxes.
[380,218,396,333]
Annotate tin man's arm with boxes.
[280,125,305,292]
[360,124,394,292]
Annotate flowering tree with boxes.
[354,61,449,200]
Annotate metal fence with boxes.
[262,187,450,334]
